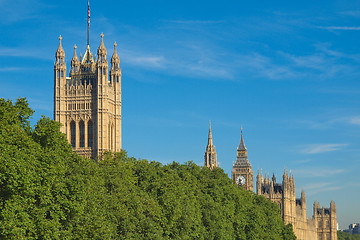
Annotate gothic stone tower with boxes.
[256,171,296,226]
[204,122,217,169]
[54,34,121,159]
[313,201,337,240]
[231,128,253,191]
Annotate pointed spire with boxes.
[97,32,107,56]
[238,125,247,150]
[112,42,119,59]
[204,121,217,170]
[207,120,213,146]
[71,44,80,73]
[82,44,94,65]
[301,189,306,201]
[111,41,120,70]
[272,173,276,184]
[71,45,79,62]
[56,35,65,58]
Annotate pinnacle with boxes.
[56,35,65,57]
[72,44,79,63]
[207,121,214,147]
[98,32,107,56]
[238,127,246,150]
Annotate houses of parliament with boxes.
[204,123,337,240]
[54,33,121,159]
[53,23,336,240]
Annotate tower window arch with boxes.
[70,120,76,148]
[88,120,93,148]
[79,120,85,148]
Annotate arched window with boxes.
[79,120,85,148]
[88,120,93,148]
[70,121,76,148]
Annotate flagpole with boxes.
[87,0,90,46]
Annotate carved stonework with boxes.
[54,34,122,159]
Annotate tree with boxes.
[0,97,297,239]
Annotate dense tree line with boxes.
[0,98,296,239]
[338,231,360,240]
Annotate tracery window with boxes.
[70,121,76,148]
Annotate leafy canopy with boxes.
[0,98,296,240]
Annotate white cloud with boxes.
[300,144,347,154]
[294,168,346,178]
[0,47,51,60]
[302,182,343,196]
[321,26,360,31]
[124,55,166,68]
[0,67,26,72]
[348,117,360,125]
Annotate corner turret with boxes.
[71,45,80,74]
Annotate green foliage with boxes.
[338,231,360,240]
[0,97,297,239]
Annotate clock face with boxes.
[236,175,246,186]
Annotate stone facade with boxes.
[204,126,337,240]
[257,173,337,240]
[54,34,121,159]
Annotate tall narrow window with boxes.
[111,124,114,150]
[70,121,76,148]
[79,120,85,148]
[108,124,111,150]
[88,120,93,148]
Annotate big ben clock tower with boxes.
[232,127,253,191]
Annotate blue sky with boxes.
[1,0,360,229]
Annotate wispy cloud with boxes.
[0,67,28,72]
[292,159,313,164]
[0,47,51,60]
[302,182,343,196]
[348,117,360,125]
[300,143,348,154]
[123,53,166,68]
[321,26,360,31]
[294,168,346,177]
[339,11,360,17]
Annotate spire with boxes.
[56,35,65,58]
[238,126,246,151]
[97,33,107,56]
[301,189,306,201]
[71,45,80,73]
[204,121,217,170]
[111,42,120,70]
[82,44,94,65]
[207,121,213,146]
[71,45,79,63]
[112,42,119,60]
[272,173,276,184]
